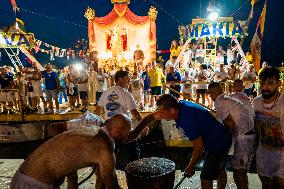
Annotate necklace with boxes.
[262,92,281,111]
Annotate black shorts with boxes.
[67,86,78,96]
[79,91,88,99]
[151,86,162,96]
[200,152,227,181]
[196,89,207,94]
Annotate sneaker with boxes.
[46,110,54,114]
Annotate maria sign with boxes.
[179,21,245,39]
[0,32,35,48]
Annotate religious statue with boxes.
[133,45,144,67]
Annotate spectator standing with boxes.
[195,64,208,105]
[242,64,257,98]
[0,66,14,114]
[42,63,61,114]
[166,66,181,98]
[148,62,165,107]
[129,72,144,110]
[66,66,78,111]
[78,66,89,112]
[96,68,108,105]
[58,68,68,105]
[141,65,150,108]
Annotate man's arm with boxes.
[222,114,235,130]
[98,152,121,189]
[127,113,155,141]
[185,136,204,178]
[96,105,104,116]
[130,109,142,122]
[47,122,67,136]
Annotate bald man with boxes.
[10,114,131,189]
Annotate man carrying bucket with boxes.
[127,94,232,189]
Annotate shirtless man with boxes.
[10,114,131,189]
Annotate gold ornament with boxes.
[84,7,95,21]
[148,6,158,21]
[111,0,130,4]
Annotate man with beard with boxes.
[253,67,284,189]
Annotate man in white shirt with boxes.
[208,82,256,189]
[253,68,284,189]
[242,64,257,98]
[78,67,89,112]
[96,70,143,162]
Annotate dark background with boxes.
[0,0,283,68]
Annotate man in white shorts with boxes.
[208,82,256,189]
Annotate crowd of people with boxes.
[0,43,265,115]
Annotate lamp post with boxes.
[207,0,220,21]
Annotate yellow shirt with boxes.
[246,54,253,62]
[170,46,181,58]
[148,67,164,87]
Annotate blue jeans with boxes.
[58,88,68,104]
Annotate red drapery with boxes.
[88,3,156,61]
[92,4,149,26]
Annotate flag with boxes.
[250,32,261,71]
[250,0,255,18]
[10,0,18,12]
[250,0,267,72]
[258,0,267,40]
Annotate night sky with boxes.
[0,0,283,67]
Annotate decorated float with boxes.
[85,0,157,70]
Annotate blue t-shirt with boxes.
[0,73,13,89]
[176,100,232,154]
[42,71,58,90]
[141,71,149,90]
[166,71,181,82]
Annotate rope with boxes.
[230,0,250,17]
[146,0,183,25]
[78,166,96,186]
[19,8,87,29]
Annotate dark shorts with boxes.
[151,86,162,96]
[200,152,227,180]
[196,89,207,94]
[96,91,103,104]
[67,86,78,96]
[79,91,88,99]
[244,88,253,96]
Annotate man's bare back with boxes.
[11,114,131,189]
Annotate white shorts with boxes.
[233,134,257,170]
[10,170,59,189]
[132,90,142,105]
[32,81,43,97]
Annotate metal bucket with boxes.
[125,157,175,189]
